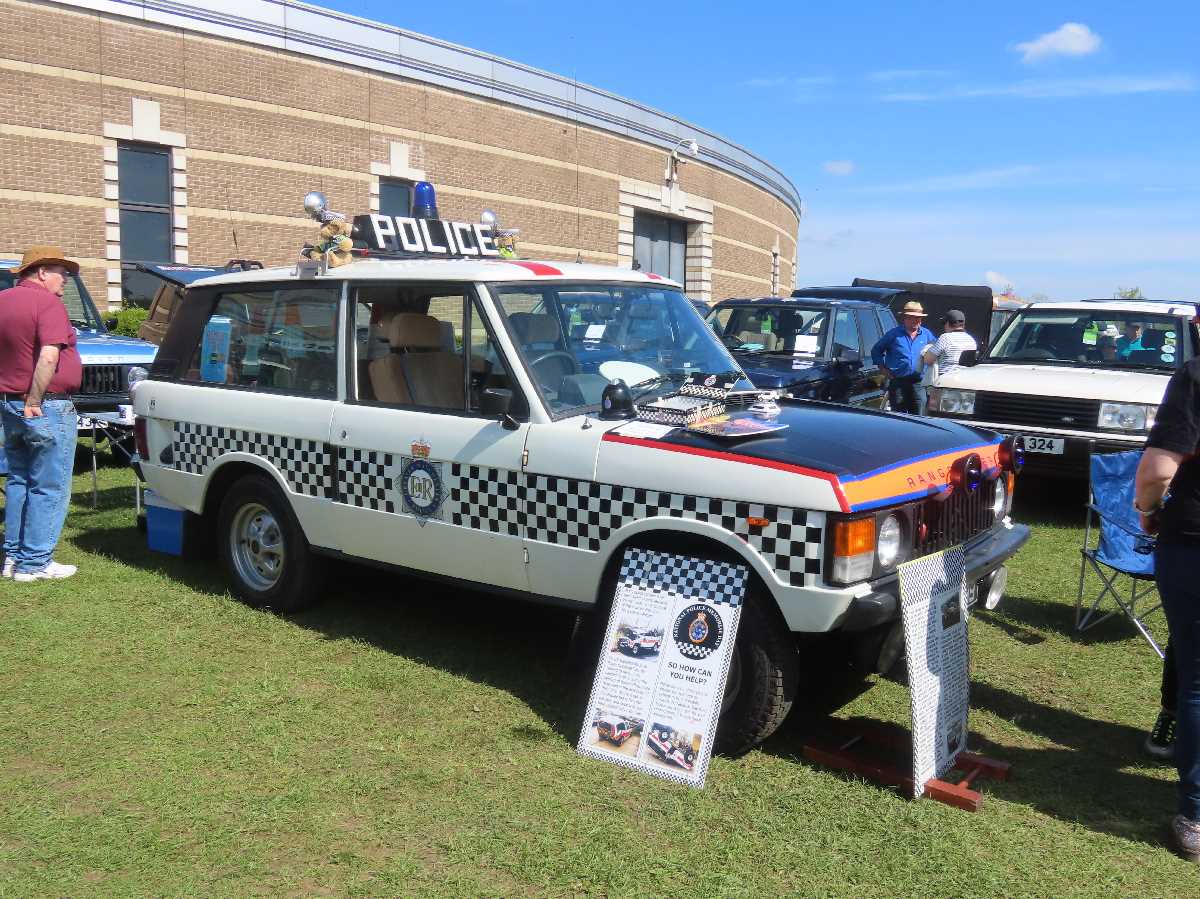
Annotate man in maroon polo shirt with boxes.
[1,246,84,582]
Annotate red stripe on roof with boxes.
[645,272,663,280]
[602,432,850,513]
[507,261,563,276]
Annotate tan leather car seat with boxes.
[368,312,412,404]
[393,313,464,408]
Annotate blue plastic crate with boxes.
[145,490,185,556]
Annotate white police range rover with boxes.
[932,299,1196,476]
[133,200,1028,755]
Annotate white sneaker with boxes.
[13,561,77,582]
[1,559,12,578]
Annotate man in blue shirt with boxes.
[871,300,936,414]
[1117,322,1145,359]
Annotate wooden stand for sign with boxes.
[801,718,1010,812]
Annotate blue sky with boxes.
[326,0,1198,299]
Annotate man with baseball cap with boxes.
[0,246,83,582]
[923,309,978,379]
[871,299,936,415]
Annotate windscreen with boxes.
[707,305,829,356]
[488,282,747,415]
[0,268,104,331]
[990,308,1186,370]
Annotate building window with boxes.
[378,178,412,218]
[633,212,686,281]
[118,144,172,304]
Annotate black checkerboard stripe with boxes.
[171,422,331,497]
[620,549,747,607]
[449,463,523,537]
[338,447,398,513]
[171,422,826,588]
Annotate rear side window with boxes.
[181,285,340,396]
[856,307,883,359]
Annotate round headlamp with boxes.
[127,365,149,394]
[877,514,903,568]
[992,476,1008,521]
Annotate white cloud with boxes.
[986,271,1016,293]
[1015,23,1102,63]
[822,160,856,176]
[880,73,1195,102]
[867,69,951,82]
[858,165,1039,194]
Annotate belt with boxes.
[1,392,68,402]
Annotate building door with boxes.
[633,212,686,281]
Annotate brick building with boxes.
[0,0,801,310]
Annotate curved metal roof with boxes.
[65,0,802,218]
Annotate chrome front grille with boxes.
[974,391,1100,430]
[916,480,998,554]
[80,364,129,396]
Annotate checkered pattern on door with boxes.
[171,421,331,497]
[448,463,523,537]
[338,447,399,513]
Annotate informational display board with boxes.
[577,549,746,788]
[898,546,970,797]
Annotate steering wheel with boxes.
[722,333,745,349]
[529,350,578,383]
[1012,347,1056,361]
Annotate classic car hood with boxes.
[734,354,826,389]
[939,362,1169,404]
[76,331,159,363]
[598,400,1002,512]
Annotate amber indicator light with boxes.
[833,518,876,556]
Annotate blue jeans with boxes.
[1156,541,1200,820]
[1,399,77,574]
[887,377,928,416]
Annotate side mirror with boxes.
[481,387,519,430]
[834,346,862,368]
[103,316,118,331]
[959,349,979,367]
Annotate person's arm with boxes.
[871,329,892,375]
[1135,365,1200,531]
[1135,448,1184,533]
[24,344,61,418]
[922,334,943,365]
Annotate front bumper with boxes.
[838,520,1031,630]
[930,415,1145,476]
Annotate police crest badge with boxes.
[673,604,724,659]
[398,457,445,525]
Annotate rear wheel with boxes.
[217,474,324,612]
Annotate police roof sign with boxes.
[352,214,502,257]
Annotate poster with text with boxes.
[898,546,970,797]
[577,549,747,788]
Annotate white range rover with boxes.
[132,200,1028,755]
[933,299,1198,475]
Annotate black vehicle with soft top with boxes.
[707,289,900,407]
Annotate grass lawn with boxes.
[0,461,1188,897]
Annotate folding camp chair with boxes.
[1075,447,1163,658]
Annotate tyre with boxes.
[630,643,640,656]
[217,473,325,612]
[714,585,799,757]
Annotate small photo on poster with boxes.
[585,709,644,759]
[641,722,702,774]
[610,620,665,660]
[941,595,962,630]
